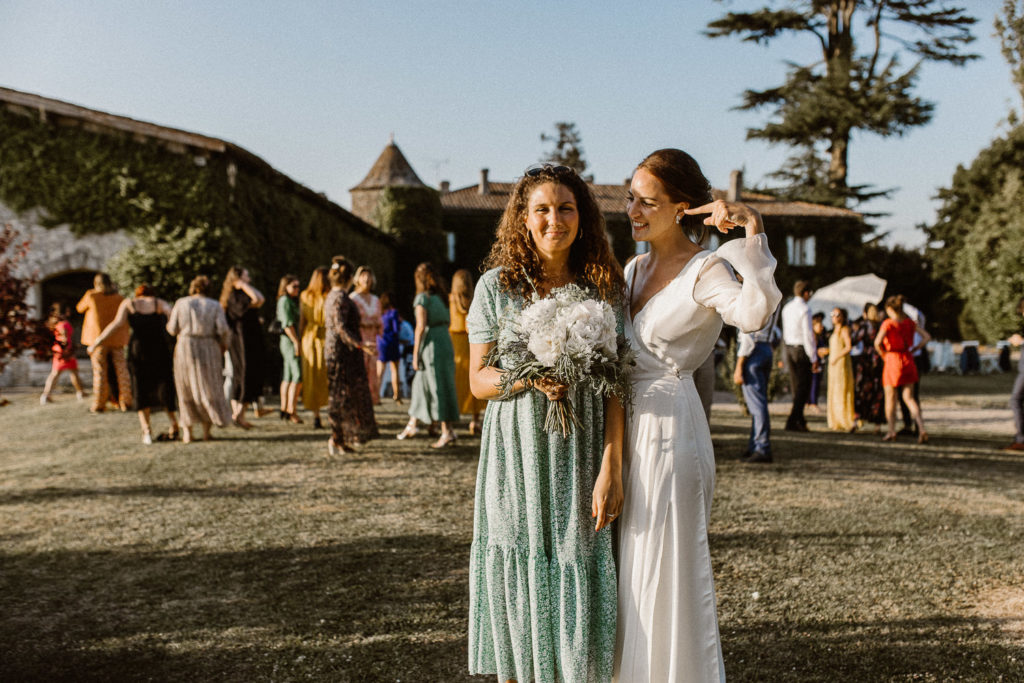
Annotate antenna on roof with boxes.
[388,132,395,145]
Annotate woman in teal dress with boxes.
[466,164,626,683]
[396,262,461,448]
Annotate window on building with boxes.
[786,235,816,266]
[446,232,456,263]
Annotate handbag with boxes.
[267,318,283,335]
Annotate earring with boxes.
[675,215,682,224]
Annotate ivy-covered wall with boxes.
[0,106,396,300]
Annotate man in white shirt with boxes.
[781,280,819,431]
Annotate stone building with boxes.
[0,86,395,387]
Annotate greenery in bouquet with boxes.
[484,277,634,436]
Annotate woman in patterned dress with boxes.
[350,265,382,405]
[852,303,885,430]
[875,294,931,443]
[466,163,626,683]
[324,256,379,455]
[300,267,330,428]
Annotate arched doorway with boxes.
[41,271,95,357]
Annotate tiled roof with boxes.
[350,142,425,191]
[441,181,861,219]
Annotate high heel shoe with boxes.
[431,432,457,449]
[396,423,418,440]
[882,432,897,442]
[279,410,288,421]
[917,431,929,444]
[288,413,304,425]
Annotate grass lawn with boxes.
[1,374,1022,682]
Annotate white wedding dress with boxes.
[614,234,781,682]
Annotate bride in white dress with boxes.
[614,149,782,681]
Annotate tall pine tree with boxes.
[707,1,978,207]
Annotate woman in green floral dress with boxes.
[466,164,627,682]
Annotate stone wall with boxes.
[0,201,131,387]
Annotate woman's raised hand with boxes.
[684,200,764,235]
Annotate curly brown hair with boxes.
[482,165,624,301]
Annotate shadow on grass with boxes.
[0,534,474,682]
[723,616,1022,682]
[0,484,284,505]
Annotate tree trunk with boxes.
[828,132,850,200]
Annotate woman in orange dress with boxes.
[449,269,486,434]
[874,294,930,443]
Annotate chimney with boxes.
[728,170,743,201]
[439,180,450,194]
[478,168,490,195]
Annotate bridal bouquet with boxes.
[486,279,634,436]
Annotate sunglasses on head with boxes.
[523,162,575,177]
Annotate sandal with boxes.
[431,432,457,449]
[396,423,418,440]
[917,431,929,445]
[882,432,897,442]
[156,428,179,442]
[288,413,304,425]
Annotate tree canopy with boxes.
[707,1,978,207]
[540,122,587,175]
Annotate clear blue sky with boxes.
[0,0,1014,247]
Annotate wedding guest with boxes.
[875,294,930,443]
[220,266,266,429]
[276,274,303,424]
[782,280,817,431]
[466,162,625,682]
[77,272,131,412]
[39,303,85,404]
[616,148,781,680]
[449,269,486,434]
[733,302,780,463]
[898,302,929,436]
[167,276,232,443]
[324,256,379,454]
[375,292,403,404]
[89,285,179,444]
[300,267,330,428]
[397,262,459,448]
[350,265,382,405]
[825,307,856,431]
[1004,296,1024,451]
[852,303,885,431]
[809,311,828,412]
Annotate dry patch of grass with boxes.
[1,373,1023,681]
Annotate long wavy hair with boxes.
[482,165,624,301]
[277,274,299,299]
[219,265,245,308]
[635,148,713,246]
[451,269,474,313]
[302,266,329,302]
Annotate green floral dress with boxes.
[467,268,617,683]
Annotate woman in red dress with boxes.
[874,294,931,443]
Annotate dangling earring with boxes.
[675,215,682,225]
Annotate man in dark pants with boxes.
[1005,297,1024,452]
[781,280,818,431]
[734,305,781,463]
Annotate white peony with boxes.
[562,299,617,360]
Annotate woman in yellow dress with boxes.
[826,307,857,431]
[449,269,486,434]
[300,267,330,429]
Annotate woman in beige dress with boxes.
[300,267,330,429]
[350,265,382,405]
[166,275,232,443]
[449,269,486,434]
[825,307,857,431]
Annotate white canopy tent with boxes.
[807,273,887,319]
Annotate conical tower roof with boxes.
[350,139,425,191]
